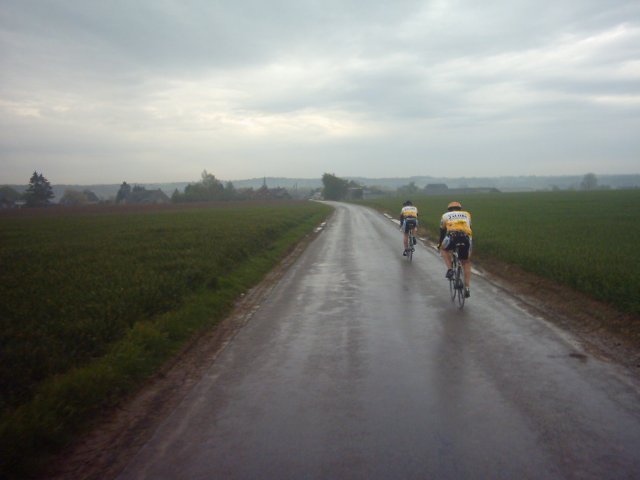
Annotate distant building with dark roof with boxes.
[424,183,449,193]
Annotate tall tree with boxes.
[580,173,598,190]
[23,171,54,207]
[116,182,131,203]
[177,170,226,202]
[200,170,224,198]
[322,173,349,200]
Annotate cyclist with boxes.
[400,200,419,256]
[437,201,472,298]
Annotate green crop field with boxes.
[0,201,331,478]
[359,189,640,316]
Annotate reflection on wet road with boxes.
[118,202,640,480]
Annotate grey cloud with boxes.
[1,0,424,73]
[1,0,639,183]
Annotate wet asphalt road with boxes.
[117,202,640,480]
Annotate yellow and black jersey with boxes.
[400,205,418,220]
[440,210,472,236]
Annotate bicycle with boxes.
[405,229,416,263]
[449,242,466,308]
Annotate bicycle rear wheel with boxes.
[455,265,465,309]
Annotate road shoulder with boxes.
[473,254,640,373]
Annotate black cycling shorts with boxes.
[403,218,418,233]
[442,232,472,260]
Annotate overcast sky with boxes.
[1,0,639,184]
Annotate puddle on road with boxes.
[569,352,588,362]
[548,352,589,363]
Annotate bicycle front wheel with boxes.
[449,275,456,302]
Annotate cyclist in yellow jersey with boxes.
[437,201,473,298]
[399,200,418,256]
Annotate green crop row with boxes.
[358,190,640,315]
[0,201,331,478]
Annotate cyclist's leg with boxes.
[459,237,472,288]
[411,220,418,245]
[401,221,408,250]
[440,235,453,270]
[461,261,471,288]
[404,220,416,250]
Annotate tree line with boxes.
[170,170,292,202]
[0,171,611,208]
[0,170,297,208]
